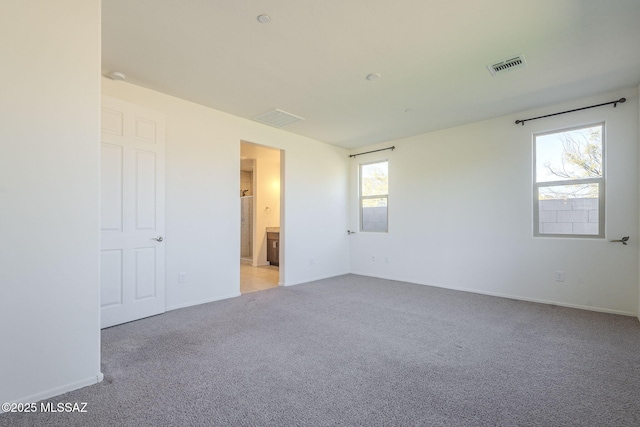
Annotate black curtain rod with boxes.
[349,146,395,158]
[515,98,626,126]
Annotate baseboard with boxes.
[350,271,637,317]
[282,271,350,287]
[0,373,103,414]
[165,292,241,311]
[449,284,636,317]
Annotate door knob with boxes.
[153,236,164,242]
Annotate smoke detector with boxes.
[253,109,305,128]
[257,14,271,23]
[106,71,126,81]
[487,54,527,77]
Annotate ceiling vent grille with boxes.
[487,54,527,76]
[253,109,305,128]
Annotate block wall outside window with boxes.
[538,197,599,235]
[362,205,388,232]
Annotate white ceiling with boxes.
[102,0,640,149]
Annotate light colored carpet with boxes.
[3,274,640,426]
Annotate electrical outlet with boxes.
[179,272,187,283]
[310,257,315,265]
[385,257,389,263]
[554,271,565,282]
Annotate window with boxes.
[360,160,388,232]
[533,123,604,237]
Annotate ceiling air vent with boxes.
[253,109,305,128]
[487,54,527,77]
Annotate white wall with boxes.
[350,88,639,315]
[102,79,350,309]
[241,142,281,267]
[0,1,102,406]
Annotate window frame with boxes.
[533,122,605,238]
[359,160,389,233]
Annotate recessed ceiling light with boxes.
[366,73,381,81]
[257,14,271,23]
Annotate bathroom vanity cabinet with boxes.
[267,231,279,266]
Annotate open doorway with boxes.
[240,141,282,293]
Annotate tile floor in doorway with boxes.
[240,262,279,293]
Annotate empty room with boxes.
[2,0,640,426]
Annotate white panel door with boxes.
[100,96,166,328]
